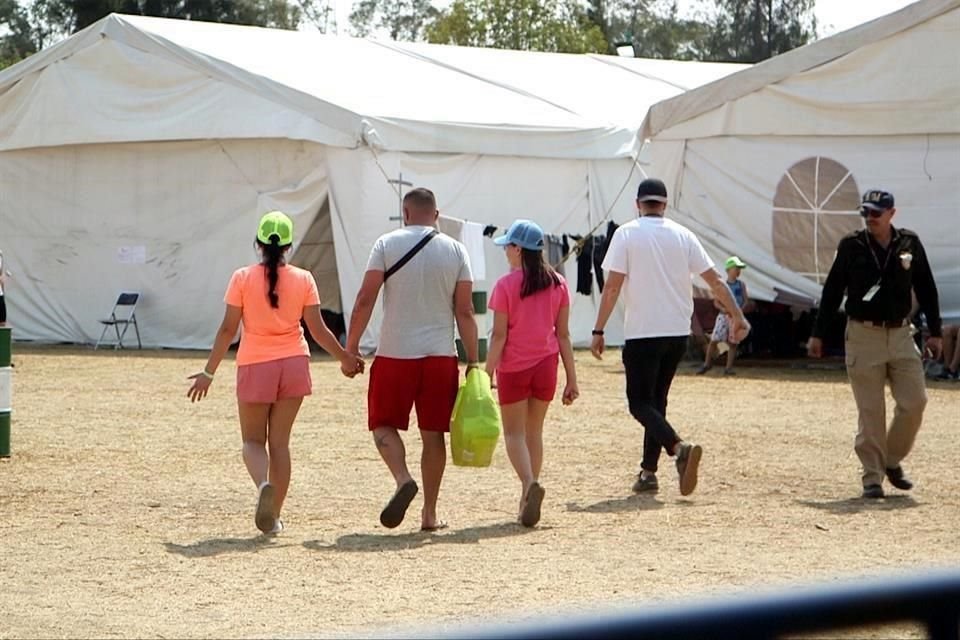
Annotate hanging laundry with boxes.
[482,225,498,238]
[438,215,487,282]
[462,221,487,281]
[545,234,566,277]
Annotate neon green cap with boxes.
[257,211,294,247]
[725,256,746,270]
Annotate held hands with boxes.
[562,381,580,406]
[340,352,365,378]
[187,372,213,402]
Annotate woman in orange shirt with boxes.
[188,211,363,535]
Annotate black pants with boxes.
[622,337,686,473]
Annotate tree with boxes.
[585,0,711,60]
[426,0,607,54]
[704,0,816,62]
[349,0,437,40]
[1,0,72,68]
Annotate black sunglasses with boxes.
[860,207,886,218]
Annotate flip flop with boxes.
[380,480,419,529]
[420,521,448,532]
[255,482,276,534]
[520,483,545,528]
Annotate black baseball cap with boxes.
[637,178,668,203]
[861,189,895,211]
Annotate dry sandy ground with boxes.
[1,347,957,639]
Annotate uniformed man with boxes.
[808,189,942,499]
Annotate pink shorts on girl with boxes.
[496,353,559,406]
[236,355,312,403]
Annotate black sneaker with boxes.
[885,466,913,491]
[695,364,712,375]
[632,474,659,493]
[675,443,703,496]
[862,484,884,499]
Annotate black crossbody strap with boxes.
[384,229,438,281]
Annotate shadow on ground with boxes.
[796,494,921,515]
[163,535,294,558]
[303,521,544,553]
[565,494,666,514]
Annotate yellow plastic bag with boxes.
[450,369,501,467]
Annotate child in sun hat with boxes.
[698,256,750,376]
[187,211,364,535]
[486,219,579,527]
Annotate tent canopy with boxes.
[0,14,744,159]
[643,0,960,321]
[0,15,747,349]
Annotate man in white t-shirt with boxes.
[347,188,479,531]
[591,178,749,496]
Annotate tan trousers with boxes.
[845,321,928,487]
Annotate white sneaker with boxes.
[268,519,284,536]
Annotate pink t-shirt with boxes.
[224,264,320,366]
[488,270,570,373]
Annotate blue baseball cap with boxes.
[493,219,545,251]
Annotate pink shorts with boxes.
[236,356,312,403]
[496,353,559,406]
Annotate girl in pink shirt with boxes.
[187,211,363,535]
[487,219,578,527]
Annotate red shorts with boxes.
[496,353,559,406]
[236,356,312,403]
[368,356,459,432]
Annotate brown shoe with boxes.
[675,443,703,496]
[520,483,545,528]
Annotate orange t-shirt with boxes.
[224,264,320,366]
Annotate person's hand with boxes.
[591,334,605,360]
[924,337,943,360]
[465,362,480,379]
[187,373,212,402]
[562,381,580,406]
[807,337,823,359]
[340,353,365,378]
[731,314,751,344]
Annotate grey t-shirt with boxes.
[367,225,473,358]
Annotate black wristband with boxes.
[592,329,604,336]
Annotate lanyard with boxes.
[866,233,896,277]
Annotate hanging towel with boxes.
[462,221,487,282]
[545,234,566,277]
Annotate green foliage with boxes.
[706,0,816,62]
[0,0,320,69]
[587,0,815,62]
[349,0,437,40]
[425,0,607,54]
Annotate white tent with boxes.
[0,14,745,349]
[642,0,960,322]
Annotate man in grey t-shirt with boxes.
[347,188,479,531]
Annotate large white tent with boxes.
[0,14,745,349]
[642,0,960,322]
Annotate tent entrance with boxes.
[292,196,346,343]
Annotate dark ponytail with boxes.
[520,248,560,298]
[258,237,284,308]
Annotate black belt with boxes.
[850,318,910,329]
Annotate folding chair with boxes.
[95,292,142,350]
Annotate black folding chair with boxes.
[95,292,142,350]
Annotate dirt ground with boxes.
[1,346,958,639]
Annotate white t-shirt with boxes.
[601,216,714,340]
[367,225,473,358]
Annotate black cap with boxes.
[637,178,668,203]
[861,189,895,211]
